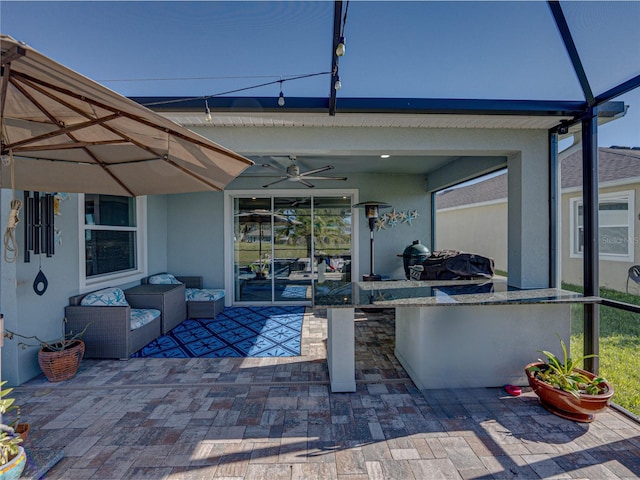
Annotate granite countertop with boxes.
[313,278,599,308]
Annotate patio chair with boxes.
[65,287,161,360]
[142,273,225,319]
[626,265,640,293]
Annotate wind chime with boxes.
[23,191,55,295]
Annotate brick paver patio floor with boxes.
[13,308,640,479]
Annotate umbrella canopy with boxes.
[0,35,253,196]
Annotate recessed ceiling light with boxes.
[380,154,390,159]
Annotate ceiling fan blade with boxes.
[299,165,333,177]
[303,176,347,181]
[262,163,288,174]
[262,177,289,188]
[297,178,316,188]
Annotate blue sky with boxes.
[2,1,638,147]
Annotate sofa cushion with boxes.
[185,288,225,302]
[130,308,161,330]
[148,273,182,285]
[81,287,129,306]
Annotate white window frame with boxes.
[569,190,635,262]
[78,194,148,291]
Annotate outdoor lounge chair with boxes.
[123,282,186,334]
[142,273,225,319]
[627,265,640,293]
[65,287,162,360]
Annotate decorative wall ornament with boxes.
[377,209,420,230]
[23,191,55,262]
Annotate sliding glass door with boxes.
[232,194,352,304]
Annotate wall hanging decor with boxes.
[376,209,420,230]
[23,191,55,262]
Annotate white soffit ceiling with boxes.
[163,112,573,130]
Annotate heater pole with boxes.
[363,218,381,281]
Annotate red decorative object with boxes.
[525,362,614,423]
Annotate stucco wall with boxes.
[436,201,508,272]
[561,183,640,293]
[204,125,550,288]
[222,173,431,282]
[1,123,555,384]
[436,181,640,293]
[165,191,227,288]
[1,192,169,385]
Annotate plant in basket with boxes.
[525,334,614,423]
[0,382,26,479]
[4,318,90,382]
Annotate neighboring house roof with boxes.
[561,147,640,189]
[436,147,640,209]
[436,172,508,209]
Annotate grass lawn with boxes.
[564,283,640,417]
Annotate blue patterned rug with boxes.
[132,306,305,358]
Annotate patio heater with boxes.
[353,201,391,281]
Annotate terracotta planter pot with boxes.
[14,424,29,443]
[525,361,614,423]
[0,446,26,480]
[38,340,85,382]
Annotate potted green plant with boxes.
[250,255,270,279]
[0,382,27,444]
[0,383,26,480]
[4,318,89,382]
[525,335,614,423]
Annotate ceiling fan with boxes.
[261,156,347,188]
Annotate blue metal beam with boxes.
[581,106,600,374]
[548,1,595,107]
[596,74,640,106]
[549,130,559,288]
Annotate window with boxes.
[79,194,147,289]
[570,191,635,261]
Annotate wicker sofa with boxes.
[65,287,162,360]
[142,273,225,319]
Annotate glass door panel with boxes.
[232,194,353,304]
[234,197,273,303]
[273,197,312,303]
[313,197,353,284]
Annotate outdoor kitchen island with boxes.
[314,279,597,393]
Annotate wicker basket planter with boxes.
[38,340,85,382]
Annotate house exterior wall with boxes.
[0,193,169,386]
[561,182,640,293]
[1,124,554,385]
[436,178,640,293]
[202,125,551,288]
[165,191,227,288]
[223,173,431,283]
[436,200,508,272]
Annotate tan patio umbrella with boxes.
[0,35,253,196]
